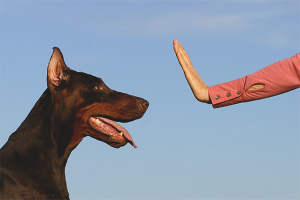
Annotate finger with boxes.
[173,40,188,67]
[173,39,178,47]
[174,40,200,77]
[173,39,182,56]
[176,46,191,71]
[177,43,202,79]
[179,46,193,70]
[173,40,192,68]
[174,40,204,83]
[174,40,191,62]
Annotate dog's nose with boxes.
[140,99,149,109]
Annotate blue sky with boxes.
[0,1,299,199]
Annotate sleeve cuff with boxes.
[208,76,249,108]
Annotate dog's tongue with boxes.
[122,131,137,148]
[98,117,137,148]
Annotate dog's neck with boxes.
[1,89,75,198]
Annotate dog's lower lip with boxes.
[89,116,137,148]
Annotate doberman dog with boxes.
[0,47,149,199]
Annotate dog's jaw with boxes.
[89,116,137,148]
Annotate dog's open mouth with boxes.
[88,116,137,148]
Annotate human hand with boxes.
[173,39,211,104]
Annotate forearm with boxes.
[209,53,300,108]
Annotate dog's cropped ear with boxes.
[47,47,70,87]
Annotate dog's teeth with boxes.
[119,132,123,136]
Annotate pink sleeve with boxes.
[208,53,300,108]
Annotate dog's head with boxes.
[47,47,149,150]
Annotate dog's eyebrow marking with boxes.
[96,84,104,91]
[75,98,85,108]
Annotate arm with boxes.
[173,39,300,108]
[209,52,300,108]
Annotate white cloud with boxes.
[144,12,244,35]
[50,1,299,48]
[89,11,245,36]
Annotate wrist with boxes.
[194,87,211,104]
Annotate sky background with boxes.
[0,1,299,199]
